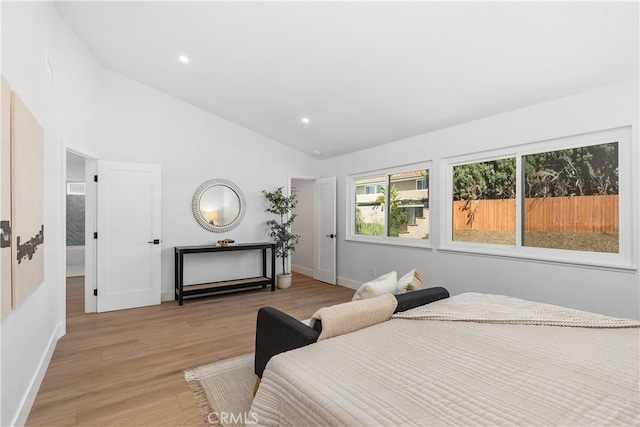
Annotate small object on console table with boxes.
[216,238,236,247]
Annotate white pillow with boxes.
[397,269,424,294]
[352,271,398,301]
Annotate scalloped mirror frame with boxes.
[192,179,246,233]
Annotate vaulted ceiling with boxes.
[56,1,639,158]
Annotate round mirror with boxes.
[192,179,246,233]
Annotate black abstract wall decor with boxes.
[0,220,10,249]
[16,224,44,264]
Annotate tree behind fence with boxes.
[453,195,618,233]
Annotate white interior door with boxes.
[96,161,161,312]
[313,177,336,284]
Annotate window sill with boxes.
[346,234,433,250]
[437,243,637,272]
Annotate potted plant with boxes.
[263,187,299,289]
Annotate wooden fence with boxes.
[453,195,618,233]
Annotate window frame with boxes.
[347,161,432,248]
[441,126,634,270]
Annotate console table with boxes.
[174,242,276,305]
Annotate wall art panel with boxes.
[1,76,12,320]
[10,92,44,308]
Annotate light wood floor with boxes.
[26,273,354,426]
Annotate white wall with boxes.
[87,69,318,297]
[1,3,65,426]
[0,3,319,424]
[291,179,314,276]
[321,79,640,319]
[12,2,318,302]
[1,3,637,425]
[0,3,4,421]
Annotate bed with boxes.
[250,290,640,426]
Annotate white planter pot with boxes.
[277,273,292,289]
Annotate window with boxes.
[364,184,384,195]
[349,163,431,247]
[522,142,618,253]
[452,157,516,245]
[443,127,632,269]
[406,207,424,226]
[67,182,86,195]
[416,178,428,190]
[355,176,386,236]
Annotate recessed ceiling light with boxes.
[301,117,310,124]
[179,55,190,64]
[312,150,321,155]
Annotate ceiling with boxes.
[56,1,639,159]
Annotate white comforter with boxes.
[250,295,640,426]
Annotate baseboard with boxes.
[337,276,362,290]
[161,290,175,302]
[292,265,313,277]
[12,322,64,427]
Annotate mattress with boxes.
[250,295,640,426]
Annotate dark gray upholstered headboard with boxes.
[254,286,450,378]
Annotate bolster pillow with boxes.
[310,293,398,341]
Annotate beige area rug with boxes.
[184,353,256,427]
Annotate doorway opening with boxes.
[289,175,337,285]
[65,152,85,278]
[291,178,314,278]
[64,149,97,317]
[65,152,86,318]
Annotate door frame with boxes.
[288,174,337,282]
[63,146,98,319]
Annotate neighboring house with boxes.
[355,171,429,239]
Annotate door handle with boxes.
[325,234,336,239]
[148,239,161,244]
